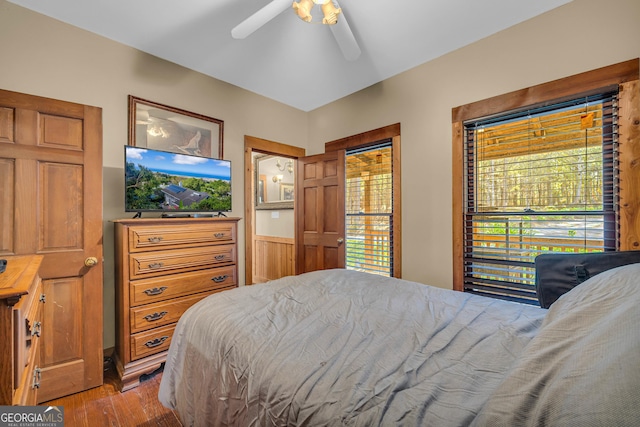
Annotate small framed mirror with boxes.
[255,154,295,210]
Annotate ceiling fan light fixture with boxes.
[320,1,341,25]
[232,0,359,61]
[292,0,314,22]
[293,0,341,25]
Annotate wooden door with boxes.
[0,89,103,402]
[295,150,346,273]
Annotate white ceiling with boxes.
[8,0,571,112]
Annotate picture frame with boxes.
[280,183,294,201]
[128,95,224,158]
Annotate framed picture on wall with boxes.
[128,95,224,158]
[280,183,294,201]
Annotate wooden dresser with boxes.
[113,217,240,391]
[0,255,45,405]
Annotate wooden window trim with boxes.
[452,59,640,292]
[325,123,402,278]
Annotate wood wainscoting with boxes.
[253,235,295,283]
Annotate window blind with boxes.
[463,91,619,304]
[346,142,393,276]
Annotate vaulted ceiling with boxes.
[8,0,572,111]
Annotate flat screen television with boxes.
[125,145,231,215]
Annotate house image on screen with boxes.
[161,184,209,209]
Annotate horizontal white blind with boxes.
[346,143,393,276]
[463,92,619,304]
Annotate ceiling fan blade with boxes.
[330,9,361,61]
[231,0,292,39]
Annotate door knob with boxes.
[337,238,344,245]
[84,257,98,267]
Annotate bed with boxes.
[158,255,640,426]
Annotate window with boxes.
[325,123,402,278]
[346,142,394,276]
[462,92,619,304]
[451,58,640,303]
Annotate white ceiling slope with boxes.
[8,0,571,111]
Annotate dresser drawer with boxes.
[128,223,236,252]
[131,324,175,361]
[13,277,43,392]
[129,245,236,280]
[130,266,237,307]
[14,340,40,406]
[14,275,44,325]
[130,292,211,334]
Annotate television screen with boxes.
[125,146,231,213]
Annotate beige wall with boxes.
[256,210,295,239]
[1,0,639,350]
[0,1,309,349]
[307,0,640,289]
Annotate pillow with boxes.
[535,250,640,308]
[472,263,640,426]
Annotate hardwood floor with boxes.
[43,358,182,426]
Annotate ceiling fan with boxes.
[231,0,361,61]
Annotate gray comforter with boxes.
[158,266,640,426]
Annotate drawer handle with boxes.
[31,321,42,338]
[148,236,164,243]
[145,336,169,348]
[214,254,226,261]
[39,293,46,303]
[32,367,41,389]
[143,311,168,322]
[148,262,164,269]
[214,232,225,239]
[143,286,168,296]
[211,275,228,283]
